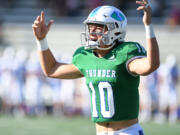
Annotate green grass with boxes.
[0,116,95,135]
[0,116,180,135]
[142,121,180,135]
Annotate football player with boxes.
[32,0,160,134]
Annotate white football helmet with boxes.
[81,5,127,50]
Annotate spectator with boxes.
[167,2,180,30]
[0,19,4,45]
[66,0,82,16]
[85,0,104,12]
[149,0,165,17]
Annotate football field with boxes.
[0,116,180,135]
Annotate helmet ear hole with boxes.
[115,22,119,28]
[115,32,121,36]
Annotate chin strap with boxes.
[85,40,99,49]
[96,43,115,50]
[86,39,116,50]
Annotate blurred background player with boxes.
[156,54,179,124]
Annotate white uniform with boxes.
[157,54,178,123]
[97,123,144,135]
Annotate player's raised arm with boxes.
[32,11,83,79]
[128,0,160,76]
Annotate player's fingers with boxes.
[136,1,146,6]
[40,11,45,24]
[136,6,146,11]
[33,22,41,28]
[32,26,37,34]
[36,16,41,21]
[32,26,35,31]
[32,26,40,39]
[34,20,41,24]
[136,0,150,11]
[142,0,148,3]
[32,24,38,28]
[47,20,54,31]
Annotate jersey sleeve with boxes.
[125,42,147,76]
[72,46,85,75]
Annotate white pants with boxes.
[96,123,144,135]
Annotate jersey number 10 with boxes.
[89,82,115,118]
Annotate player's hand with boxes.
[136,0,152,25]
[32,11,54,40]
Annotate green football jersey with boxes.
[72,42,146,123]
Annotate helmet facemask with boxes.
[81,22,110,50]
[81,22,125,50]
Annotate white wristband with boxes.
[145,24,155,39]
[36,38,49,51]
